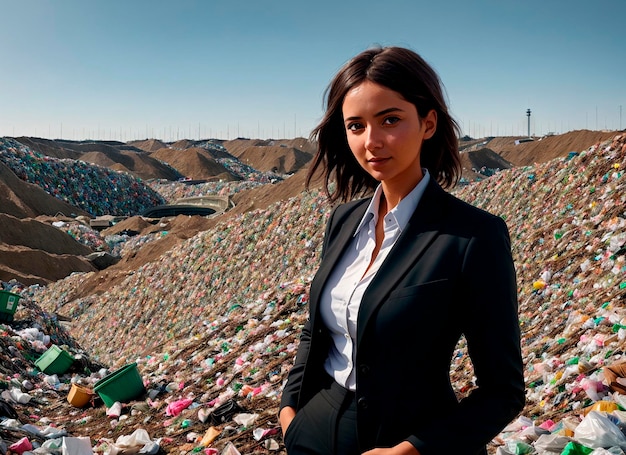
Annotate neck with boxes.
[380,168,424,210]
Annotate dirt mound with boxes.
[234,145,312,174]
[0,214,92,256]
[279,137,318,154]
[150,147,240,181]
[0,161,91,219]
[221,138,268,156]
[0,244,95,285]
[128,138,168,152]
[14,136,83,159]
[221,138,314,174]
[75,149,182,181]
[0,214,95,285]
[170,139,197,149]
[486,130,620,166]
[101,216,154,236]
[223,137,316,158]
[460,147,514,172]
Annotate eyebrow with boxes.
[344,107,404,122]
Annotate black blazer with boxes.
[280,178,525,454]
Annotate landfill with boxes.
[1,133,626,454]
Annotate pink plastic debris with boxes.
[165,397,193,416]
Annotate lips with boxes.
[367,157,390,167]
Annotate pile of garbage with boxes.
[454,133,626,453]
[2,133,626,454]
[0,138,164,217]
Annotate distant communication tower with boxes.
[526,108,531,137]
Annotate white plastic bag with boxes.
[533,433,572,453]
[62,436,93,455]
[108,428,159,455]
[574,411,626,449]
[589,448,625,454]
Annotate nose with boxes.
[364,126,383,152]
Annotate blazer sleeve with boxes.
[407,215,525,454]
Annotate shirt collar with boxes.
[354,169,431,237]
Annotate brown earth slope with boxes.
[486,130,619,166]
[149,147,240,181]
[223,138,315,173]
[128,138,168,152]
[0,214,96,285]
[78,149,181,180]
[459,147,514,180]
[234,145,312,174]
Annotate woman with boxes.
[279,46,525,455]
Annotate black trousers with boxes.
[283,378,359,455]
[282,379,490,455]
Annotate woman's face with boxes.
[342,80,436,194]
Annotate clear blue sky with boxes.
[1,0,624,141]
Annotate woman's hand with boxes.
[362,441,420,455]
[279,406,296,436]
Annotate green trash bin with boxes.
[0,290,21,322]
[94,362,145,407]
[35,345,75,374]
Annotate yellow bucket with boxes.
[67,383,94,408]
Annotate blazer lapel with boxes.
[308,200,369,324]
[356,179,448,344]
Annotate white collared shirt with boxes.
[320,170,431,390]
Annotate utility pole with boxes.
[526,108,531,137]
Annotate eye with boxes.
[382,116,400,125]
[346,122,364,132]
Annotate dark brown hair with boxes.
[306,46,462,203]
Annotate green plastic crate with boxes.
[0,290,21,322]
[35,345,75,374]
[94,362,145,407]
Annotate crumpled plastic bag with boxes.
[165,398,193,416]
[233,413,259,426]
[9,437,32,455]
[517,424,550,442]
[108,428,160,455]
[62,436,93,455]
[502,415,534,432]
[574,411,626,449]
[494,441,534,454]
[613,392,626,409]
[589,447,626,454]
[533,433,572,453]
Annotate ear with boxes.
[422,109,437,140]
